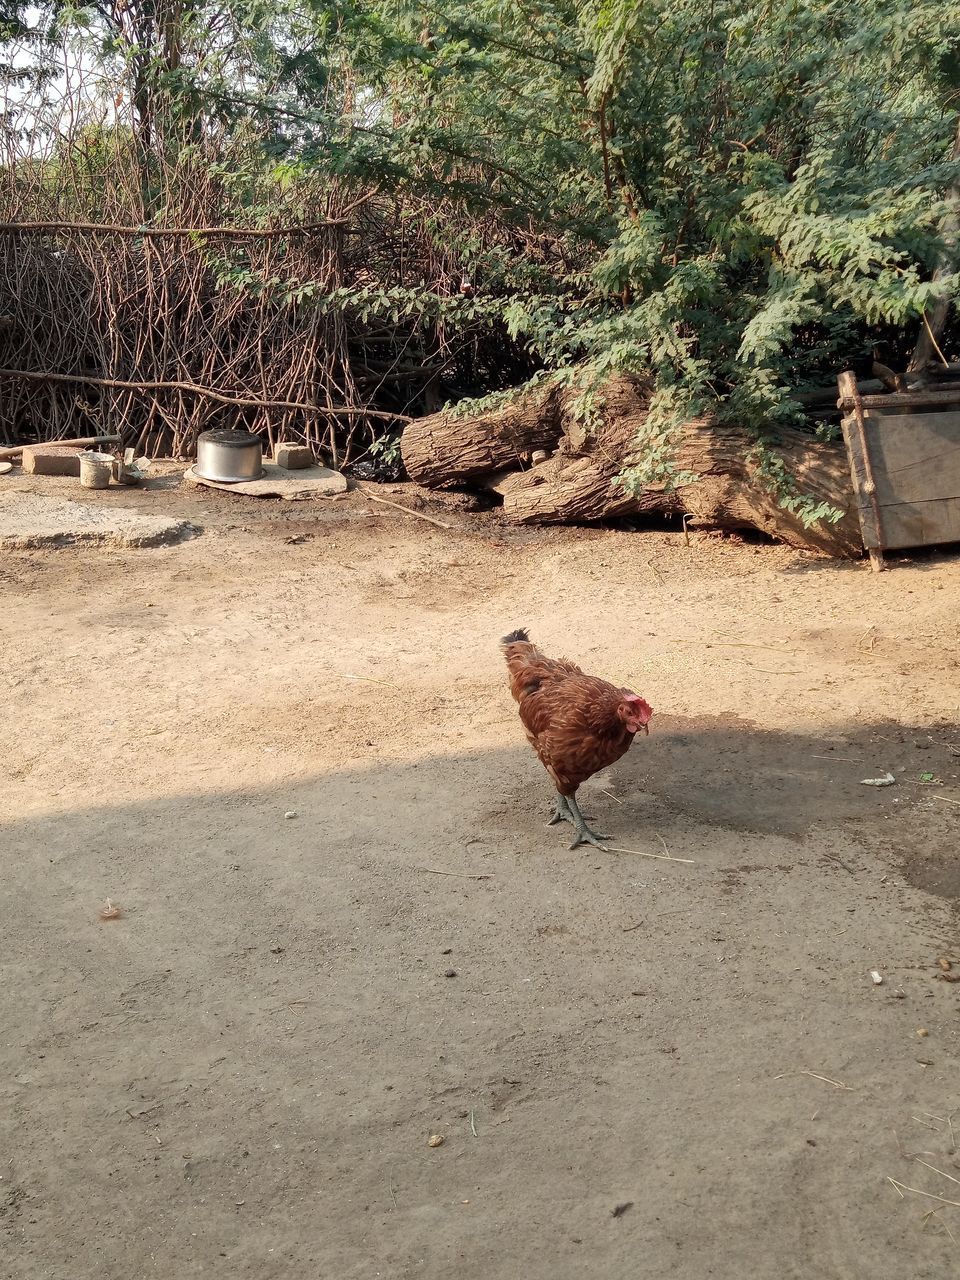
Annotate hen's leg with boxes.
[546,793,573,827]
[565,791,610,851]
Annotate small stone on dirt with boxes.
[427,1134,445,1148]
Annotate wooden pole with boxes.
[837,371,884,571]
[0,433,122,460]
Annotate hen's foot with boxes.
[565,793,611,851]
[546,794,574,827]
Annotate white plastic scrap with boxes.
[861,772,896,787]
[870,970,883,985]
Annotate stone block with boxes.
[274,443,315,470]
[21,444,86,476]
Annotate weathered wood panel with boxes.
[873,498,960,550]
[841,405,960,551]
[863,410,960,505]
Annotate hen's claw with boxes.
[555,788,609,849]
[547,795,574,827]
[569,829,611,851]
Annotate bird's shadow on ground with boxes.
[8,712,956,906]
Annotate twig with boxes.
[922,310,951,368]
[776,1070,853,1090]
[389,1170,398,1210]
[822,852,856,876]
[913,1158,960,1188]
[710,640,799,654]
[344,673,397,687]
[413,868,493,880]
[598,788,624,805]
[0,219,348,237]
[356,485,453,529]
[857,625,877,651]
[933,795,960,807]
[470,1109,478,1138]
[801,1070,853,1090]
[723,658,800,675]
[888,1177,960,1210]
[125,1102,162,1120]
[673,638,797,654]
[922,1209,958,1243]
[622,920,644,932]
[605,839,694,865]
[0,368,410,422]
[911,1116,941,1132]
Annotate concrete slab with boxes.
[183,462,347,500]
[0,493,196,549]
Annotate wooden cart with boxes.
[837,370,960,571]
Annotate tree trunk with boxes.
[908,117,960,374]
[401,374,863,556]
[400,382,564,486]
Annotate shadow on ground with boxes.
[3,716,959,1280]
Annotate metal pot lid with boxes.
[198,429,261,448]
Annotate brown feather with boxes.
[501,635,646,795]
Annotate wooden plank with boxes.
[839,388,960,412]
[862,411,960,506]
[869,496,960,550]
[839,360,960,552]
[840,415,881,548]
[838,371,884,558]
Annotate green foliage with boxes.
[334,0,960,523]
[3,0,959,523]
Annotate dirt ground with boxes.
[2,466,960,1279]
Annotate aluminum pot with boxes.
[196,429,263,483]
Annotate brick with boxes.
[273,442,315,470]
[21,444,87,476]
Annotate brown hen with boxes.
[501,628,653,849]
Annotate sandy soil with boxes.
[2,466,960,1279]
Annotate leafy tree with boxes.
[288,0,960,514]
[3,0,959,517]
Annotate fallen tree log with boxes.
[401,374,863,556]
[399,382,563,486]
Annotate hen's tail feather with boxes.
[501,627,530,645]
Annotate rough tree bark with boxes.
[400,382,564,486]
[401,374,863,556]
[908,117,960,375]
